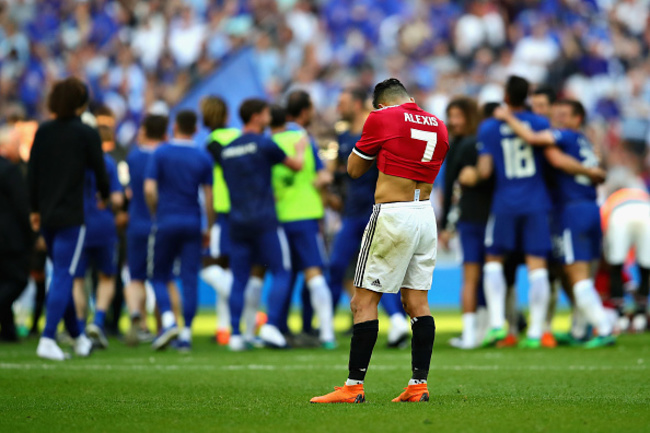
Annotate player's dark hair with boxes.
[143,114,168,140]
[286,90,312,119]
[343,87,368,105]
[533,86,556,104]
[239,99,269,124]
[270,105,286,129]
[372,78,409,109]
[47,77,89,119]
[201,95,228,130]
[93,105,114,118]
[446,96,480,135]
[175,110,197,135]
[505,76,529,108]
[556,99,587,126]
[482,102,501,120]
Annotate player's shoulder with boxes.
[519,111,550,129]
[478,118,500,135]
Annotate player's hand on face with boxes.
[439,230,452,251]
[587,167,607,185]
[458,166,479,187]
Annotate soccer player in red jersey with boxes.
[311,79,449,404]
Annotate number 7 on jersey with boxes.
[411,129,437,162]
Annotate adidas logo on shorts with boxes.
[371,279,382,288]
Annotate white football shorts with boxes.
[354,201,437,294]
[605,202,650,267]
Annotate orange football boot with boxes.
[392,383,430,402]
[256,312,268,332]
[310,384,365,404]
[496,333,518,348]
[215,329,230,346]
[541,331,557,348]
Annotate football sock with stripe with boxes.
[574,279,612,336]
[348,319,379,382]
[483,262,506,330]
[528,269,550,339]
[411,316,435,382]
[242,276,264,340]
[306,275,334,342]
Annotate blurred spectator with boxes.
[0,125,31,342]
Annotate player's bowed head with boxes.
[371,78,415,110]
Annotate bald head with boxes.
[0,125,20,163]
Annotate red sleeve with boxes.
[353,111,385,160]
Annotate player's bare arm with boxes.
[144,178,158,216]
[347,151,373,179]
[282,135,306,171]
[494,106,554,146]
[543,147,606,183]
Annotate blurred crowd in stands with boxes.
[2,0,650,176]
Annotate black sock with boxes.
[639,267,650,298]
[348,320,378,381]
[609,264,624,308]
[30,280,46,334]
[411,316,435,382]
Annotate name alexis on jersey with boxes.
[404,113,438,126]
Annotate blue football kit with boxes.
[213,132,293,336]
[145,139,213,330]
[478,112,552,257]
[126,145,156,281]
[549,129,602,264]
[74,154,122,278]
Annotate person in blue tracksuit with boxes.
[145,110,214,352]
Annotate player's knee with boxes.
[349,294,373,315]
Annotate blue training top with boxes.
[126,145,156,235]
[213,132,287,236]
[145,139,213,227]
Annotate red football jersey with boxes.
[353,102,449,183]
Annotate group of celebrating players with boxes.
[25,73,650,402]
[441,76,650,351]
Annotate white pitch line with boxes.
[0,363,646,372]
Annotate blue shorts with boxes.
[230,226,291,274]
[282,219,326,270]
[485,212,551,257]
[150,223,202,281]
[74,241,117,278]
[209,213,231,258]
[553,201,602,265]
[457,221,486,264]
[127,230,151,281]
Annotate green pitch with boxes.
[1,311,649,433]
